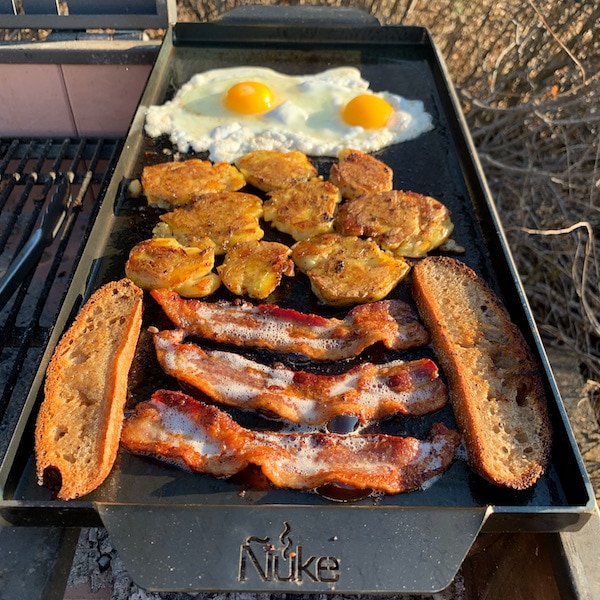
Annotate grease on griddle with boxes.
[317,482,374,503]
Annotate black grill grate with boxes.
[0,137,122,457]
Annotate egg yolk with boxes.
[225,81,276,115]
[342,94,394,129]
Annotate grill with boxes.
[0,6,599,599]
[0,137,122,460]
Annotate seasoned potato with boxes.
[155,191,264,255]
[291,233,410,306]
[329,149,393,199]
[217,241,294,299]
[141,159,245,209]
[235,150,317,192]
[335,190,454,258]
[263,179,342,241]
[125,237,220,297]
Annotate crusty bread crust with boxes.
[412,256,552,490]
[35,278,143,500]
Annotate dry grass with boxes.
[425,0,600,412]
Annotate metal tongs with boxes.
[0,174,71,310]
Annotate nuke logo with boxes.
[238,521,340,584]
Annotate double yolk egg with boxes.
[145,66,433,162]
[224,79,394,129]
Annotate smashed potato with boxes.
[292,233,410,306]
[125,237,220,297]
[335,190,454,258]
[155,191,264,255]
[217,240,294,299]
[142,159,245,209]
[235,150,317,192]
[264,179,342,241]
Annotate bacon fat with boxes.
[154,329,448,425]
[151,289,430,360]
[121,389,460,494]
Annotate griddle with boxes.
[0,12,595,594]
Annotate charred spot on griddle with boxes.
[327,415,359,434]
[130,205,164,239]
[144,293,181,331]
[256,407,286,421]
[128,324,179,407]
[230,465,272,491]
[177,380,208,400]
[42,466,63,499]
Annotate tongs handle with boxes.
[0,174,71,310]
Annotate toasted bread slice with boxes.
[412,256,551,489]
[35,278,143,500]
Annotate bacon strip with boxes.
[151,289,430,361]
[121,390,460,494]
[154,329,448,424]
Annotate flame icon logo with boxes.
[279,521,292,559]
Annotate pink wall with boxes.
[0,62,151,137]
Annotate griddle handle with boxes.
[99,504,490,593]
[216,5,381,26]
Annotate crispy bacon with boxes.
[121,390,460,494]
[154,329,448,424]
[151,289,429,360]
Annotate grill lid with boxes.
[0,0,172,31]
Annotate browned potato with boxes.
[235,150,317,192]
[125,237,220,297]
[264,179,342,241]
[291,233,410,306]
[217,240,294,299]
[155,191,264,255]
[141,159,245,209]
[329,149,393,199]
[335,190,454,258]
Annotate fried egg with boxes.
[145,66,433,163]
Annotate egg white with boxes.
[145,66,433,163]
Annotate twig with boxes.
[518,222,600,337]
[525,0,587,83]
